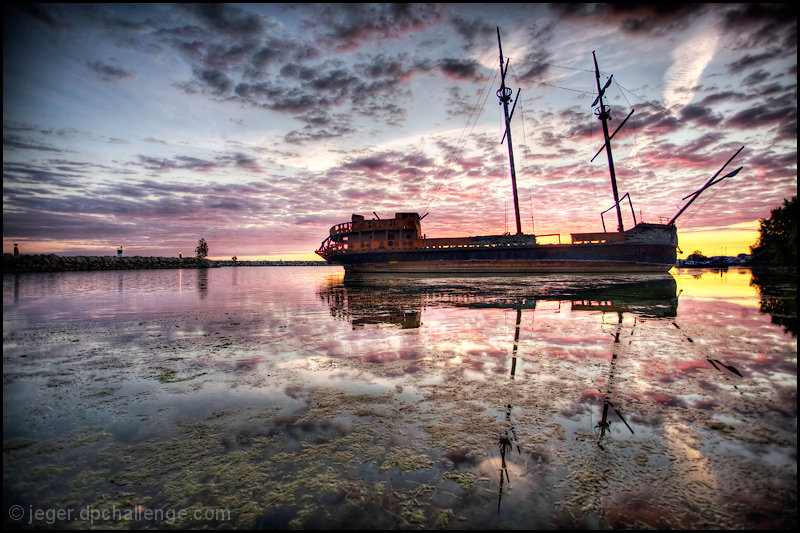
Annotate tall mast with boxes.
[592,51,624,233]
[497,28,522,235]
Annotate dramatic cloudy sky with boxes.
[3,3,797,260]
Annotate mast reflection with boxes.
[510,308,521,378]
[497,403,520,514]
[594,312,635,450]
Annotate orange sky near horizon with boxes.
[7,219,761,262]
[221,229,759,262]
[674,222,761,258]
[225,220,761,262]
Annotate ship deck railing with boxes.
[329,222,353,236]
[317,235,540,256]
[535,233,562,244]
[317,231,637,257]
[415,237,537,248]
[570,231,627,244]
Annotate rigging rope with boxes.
[422,66,498,216]
[610,81,645,222]
[513,58,595,75]
[422,54,742,230]
[423,58,598,218]
[618,89,640,171]
[611,81,741,226]
[536,56,740,228]
[509,62,535,234]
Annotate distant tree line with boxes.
[686,250,707,263]
[750,196,797,267]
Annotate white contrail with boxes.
[662,30,720,111]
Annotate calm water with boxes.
[3,266,796,529]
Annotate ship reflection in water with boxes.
[319,272,679,329]
[319,273,682,514]
[314,270,794,526]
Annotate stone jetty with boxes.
[3,254,328,273]
[3,254,216,273]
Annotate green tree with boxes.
[195,238,209,259]
[750,196,797,266]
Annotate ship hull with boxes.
[326,242,676,274]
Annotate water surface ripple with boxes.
[3,267,796,529]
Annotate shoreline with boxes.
[6,253,787,275]
[2,253,328,273]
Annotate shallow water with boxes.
[3,266,796,529]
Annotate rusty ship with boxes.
[316,29,743,274]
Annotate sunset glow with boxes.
[3,4,796,259]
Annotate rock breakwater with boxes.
[3,254,217,273]
[3,254,330,273]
